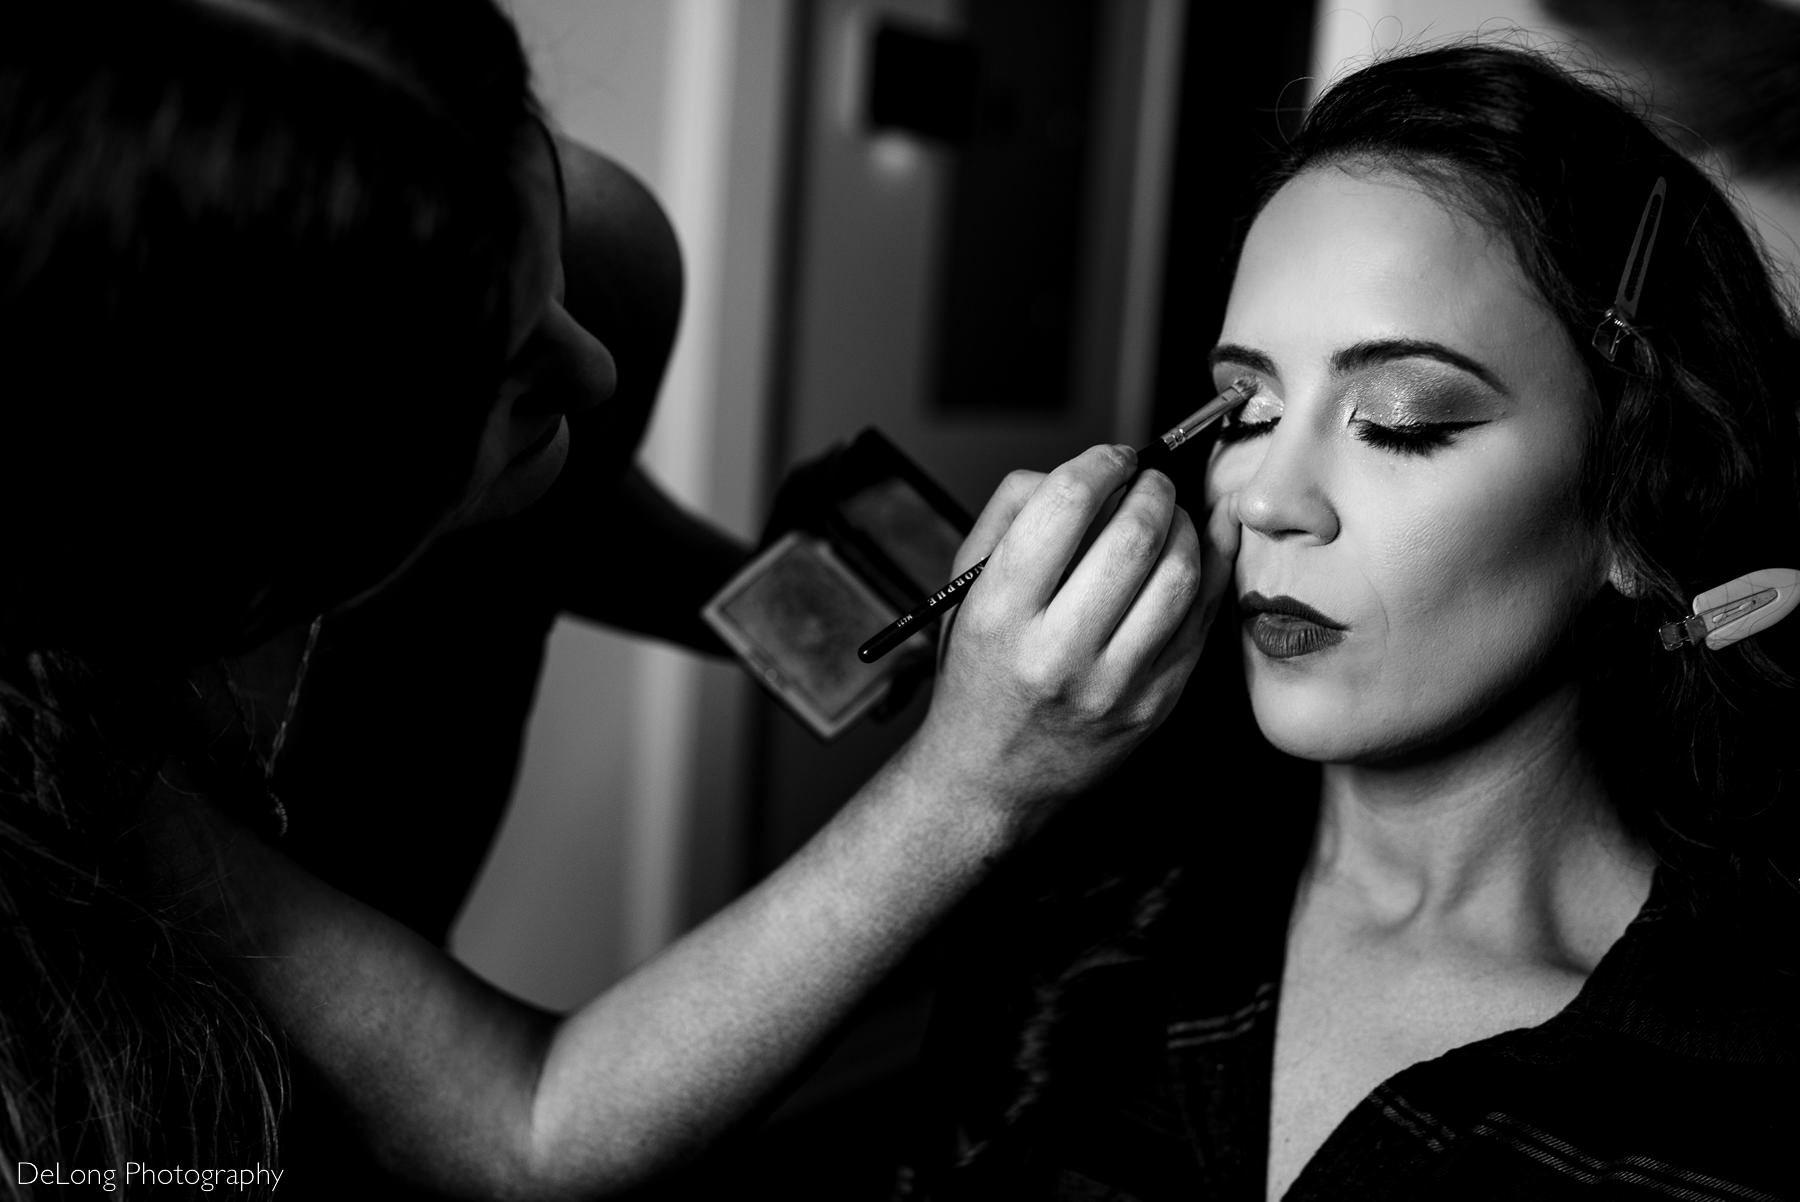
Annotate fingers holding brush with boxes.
[953,467,1048,578]
[910,446,1214,826]
[972,443,1142,615]
[1127,489,1242,706]
[1046,466,1184,657]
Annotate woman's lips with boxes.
[1239,591,1348,660]
[1245,612,1348,658]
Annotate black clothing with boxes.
[901,784,1800,1201]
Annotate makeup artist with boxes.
[0,1,1233,1198]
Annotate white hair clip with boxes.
[1658,568,1800,650]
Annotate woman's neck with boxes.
[1310,681,1653,971]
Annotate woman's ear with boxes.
[1606,555,1644,599]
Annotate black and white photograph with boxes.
[3,0,1798,1198]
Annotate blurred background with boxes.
[442,0,1800,1193]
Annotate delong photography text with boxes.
[15,1162,284,1193]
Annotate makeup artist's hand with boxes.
[902,444,1239,835]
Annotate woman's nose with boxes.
[513,302,617,420]
[1234,419,1340,545]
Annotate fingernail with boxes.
[1115,444,1138,463]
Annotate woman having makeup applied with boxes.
[0,1,1232,1197]
[898,42,1800,1201]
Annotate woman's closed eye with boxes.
[1351,417,1488,455]
[1215,383,1283,444]
[1344,369,1496,456]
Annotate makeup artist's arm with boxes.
[154,445,1233,1200]
[538,136,749,654]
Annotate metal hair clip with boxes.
[1592,177,1668,363]
[1658,568,1800,651]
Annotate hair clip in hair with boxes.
[1592,176,1667,363]
[1658,568,1800,651]
[1591,309,1639,362]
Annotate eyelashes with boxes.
[1352,418,1486,455]
[1214,397,1487,457]
[1215,413,1277,446]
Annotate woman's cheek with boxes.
[1205,442,1265,505]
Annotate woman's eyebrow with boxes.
[1208,343,1277,374]
[1207,338,1508,394]
[1331,338,1508,394]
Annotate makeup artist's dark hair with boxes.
[0,0,534,1187]
[902,41,1800,1192]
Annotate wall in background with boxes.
[1309,0,1552,92]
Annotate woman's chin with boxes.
[1247,678,1400,765]
[1252,709,1350,764]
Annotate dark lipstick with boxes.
[1238,590,1348,660]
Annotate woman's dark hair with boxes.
[935,40,1800,1174]
[0,0,535,1187]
